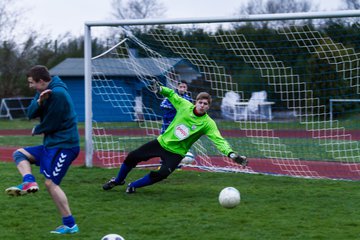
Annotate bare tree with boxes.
[235,0,317,28]
[239,0,266,15]
[0,0,30,97]
[342,0,360,9]
[265,0,313,14]
[112,0,166,19]
[239,0,315,15]
[0,0,21,41]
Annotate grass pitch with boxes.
[1,162,360,240]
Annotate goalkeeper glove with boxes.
[229,152,248,167]
[149,79,161,93]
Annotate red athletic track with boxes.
[1,129,360,140]
[1,129,360,180]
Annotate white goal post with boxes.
[84,10,360,180]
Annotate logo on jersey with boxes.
[174,124,190,140]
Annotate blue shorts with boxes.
[24,145,80,185]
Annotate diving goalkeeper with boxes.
[103,80,247,194]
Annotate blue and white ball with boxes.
[101,234,125,240]
[219,187,241,208]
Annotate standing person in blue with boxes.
[103,80,248,194]
[5,65,80,235]
[160,80,192,134]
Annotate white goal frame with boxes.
[84,10,360,168]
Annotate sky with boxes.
[17,0,344,40]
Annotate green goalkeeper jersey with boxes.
[157,87,234,157]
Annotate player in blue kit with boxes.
[5,65,80,234]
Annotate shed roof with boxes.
[50,57,185,77]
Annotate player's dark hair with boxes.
[26,65,51,82]
[196,92,212,105]
[178,80,188,86]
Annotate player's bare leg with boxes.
[46,179,79,234]
[45,179,71,217]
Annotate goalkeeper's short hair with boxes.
[196,92,212,105]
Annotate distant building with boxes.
[50,58,200,122]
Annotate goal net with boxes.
[84,10,360,180]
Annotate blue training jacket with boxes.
[27,76,80,148]
[160,90,192,134]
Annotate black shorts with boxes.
[124,139,183,172]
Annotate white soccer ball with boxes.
[181,151,195,164]
[101,234,125,240]
[219,187,241,209]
